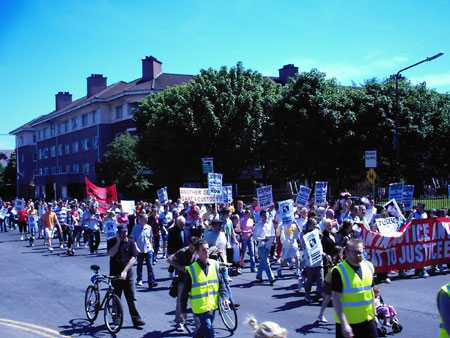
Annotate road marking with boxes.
[0,318,71,338]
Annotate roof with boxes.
[10,73,194,135]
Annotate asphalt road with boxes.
[0,230,447,338]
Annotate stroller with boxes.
[374,291,403,336]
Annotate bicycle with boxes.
[84,264,124,334]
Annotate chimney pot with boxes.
[87,74,107,97]
[278,64,299,84]
[55,91,72,111]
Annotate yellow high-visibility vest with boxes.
[333,259,375,324]
[186,259,220,314]
[439,283,450,338]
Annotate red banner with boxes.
[362,217,450,273]
[84,177,118,213]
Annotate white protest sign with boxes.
[221,185,233,204]
[208,173,223,196]
[0,210,6,220]
[375,217,400,235]
[256,185,273,210]
[14,199,25,210]
[104,219,118,240]
[383,198,406,222]
[121,200,135,214]
[314,181,328,205]
[157,187,169,205]
[365,150,377,168]
[179,188,222,204]
[402,185,414,211]
[201,157,214,174]
[296,185,311,207]
[278,199,295,224]
[388,183,404,204]
[303,229,323,266]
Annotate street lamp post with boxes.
[393,52,444,171]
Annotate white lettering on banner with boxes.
[375,217,400,236]
[157,187,168,204]
[121,200,135,214]
[303,229,323,266]
[256,185,273,210]
[314,181,328,205]
[278,199,294,224]
[208,173,223,196]
[179,188,222,204]
[296,185,311,206]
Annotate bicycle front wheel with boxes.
[84,285,100,323]
[218,299,238,332]
[104,293,123,334]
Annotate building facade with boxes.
[10,57,298,200]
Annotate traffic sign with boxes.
[367,169,376,184]
[365,150,377,168]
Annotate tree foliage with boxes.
[96,133,150,197]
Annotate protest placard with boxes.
[296,185,311,207]
[388,183,404,203]
[383,198,406,222]
[402,185,414,211]
[363,217,450,273]
[179,188,222,204]
[208,173,223,196]
[104,219,118,240]
[201,157,214,174]
[157,187,169,205]
[121,200,135,214]
[375,217,400,235]
[221,185,233,204]
[278,199,294,224]
[314,181,328,205]
[303,229,323,266]
[14,199,25,210]
[256,185,273,210]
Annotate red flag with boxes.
[84,177,118,213]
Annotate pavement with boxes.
[0,230,447,338]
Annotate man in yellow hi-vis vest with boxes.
[437,282,450,338]
[186,239,229,338]
[331,239,377,338]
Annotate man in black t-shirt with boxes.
[107,225,145,328]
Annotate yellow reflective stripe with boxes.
[341,299,373,307]
[189,265,197,284]
[191,290,219,300]
[192,279,219,288]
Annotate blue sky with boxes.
[1,0,449,150]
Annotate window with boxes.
[64,120,69,133]
[82,113,88,127]
[39,168,43,176]
[73,163,79,173]
[50,146,56,158]
[43,167,49,176]
[33,133,36,143]
[115,105,123,119]
[38,149,42,160]
[72,142,79,153]
[50,124,55,137]
[82,138,89,151]
[92,136,99,149]
[128,102,138,116]
[43,148,49,159]
[58,122,64,135]
[57,144,63,156]
[82,163,90,175]
[65,164,71,173]
[43,127,48,139]
[71,117,78,130]
[65,144,70,154]
[91,110,97,124]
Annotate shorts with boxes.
[45,227,54,239]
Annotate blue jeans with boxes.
[194,311,215,338]
[241,238,256,271]
[137,252,156,284]
[256,244,274,282]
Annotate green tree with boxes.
[96,134,150,197]
[0,151,16,199]
[135,63,282,190]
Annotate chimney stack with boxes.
[87,74,107,97]
[55,91,72,111]
[142,56,162,82]
[278,64,299,84]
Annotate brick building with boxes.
[10,57,298,200]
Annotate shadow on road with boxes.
[296,320,334,335]
[58,318,139,337]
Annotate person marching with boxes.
[437,282,450,338]
[331,239,377,338]
[185,239,229,338]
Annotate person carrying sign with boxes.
[331,239,377,338]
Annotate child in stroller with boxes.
[374,286,403,336]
